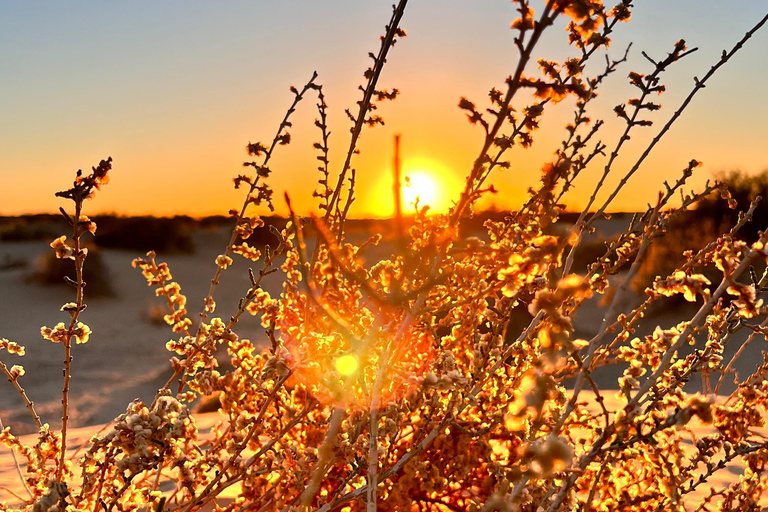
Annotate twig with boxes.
[58,198,83,482]
[546,230,768,512]
[0,360,42,431]
[392,135,405,250]
[172,399,316,512]
[154,73,318,403]
[296,408,345,508]
[590,10,768,225]
[179,374,290,512]
[324,0,409,224]
[562,40,696,277]
[366,345,391,512]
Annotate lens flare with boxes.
[281,324,435,408]
[334,354,359,376]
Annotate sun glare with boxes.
[334,354,359,376]
[368,157,459,216]
[402,172,439,209]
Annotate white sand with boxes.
[0,227,283,432]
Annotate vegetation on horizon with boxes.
[3,1,768,511]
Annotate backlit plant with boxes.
[3,1,768,511]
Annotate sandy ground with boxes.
[0,227,285,432]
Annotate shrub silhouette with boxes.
[695,170,768,245]
[0,215,67,242]
[27,244,114,298]
[634,170,768,295]
[93,215,196,254]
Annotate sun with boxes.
[367,157,459,216]
[402,172,440,209]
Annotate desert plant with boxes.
[0,216,67,242]
[633,170,768,297]
[4,2,768,512]
[27,245,114,298]
[0,256,27,272]
[93,216,196,255]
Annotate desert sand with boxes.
[0,226,284,432]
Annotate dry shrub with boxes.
[27,244,114,298]
[4,3,768,512]
[0,215,67,242]
[93,215,195,254]
[0,256,27,272]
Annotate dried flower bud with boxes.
[524,436,573,477]
[50,236,74,259]
[9,365,24,379]
[0,338,25,356]
[215,254,233,269]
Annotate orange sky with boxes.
[2,1,767,218]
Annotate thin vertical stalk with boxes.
[393,134,404,245]
[0,360,42,430]
[58,199,84,482]
[0,416,32,499]
[296,408,345,508]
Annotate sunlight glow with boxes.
[334,354,359,376]
[368,157,461,216]
[402,172,440,208]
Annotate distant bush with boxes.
[198,215,231,229]
[695,170,768,244]
[28,244,114,297]
[199,215,288,246]
[93,215,196,254]
[0,216,67,241]
[241,216,288,246]
[633,170,768,294]
[0,256,27,271]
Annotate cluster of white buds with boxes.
[98,392,194,476]
[32,481,68,512]
[422,369,468,390]
[262,355,291,379]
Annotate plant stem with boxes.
[324,0,409,225]
[296,408,345,508]
[58,199,84,482]
[0,416,32,499]
[0,360,42,430]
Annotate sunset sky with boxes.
[2,1,767,218]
